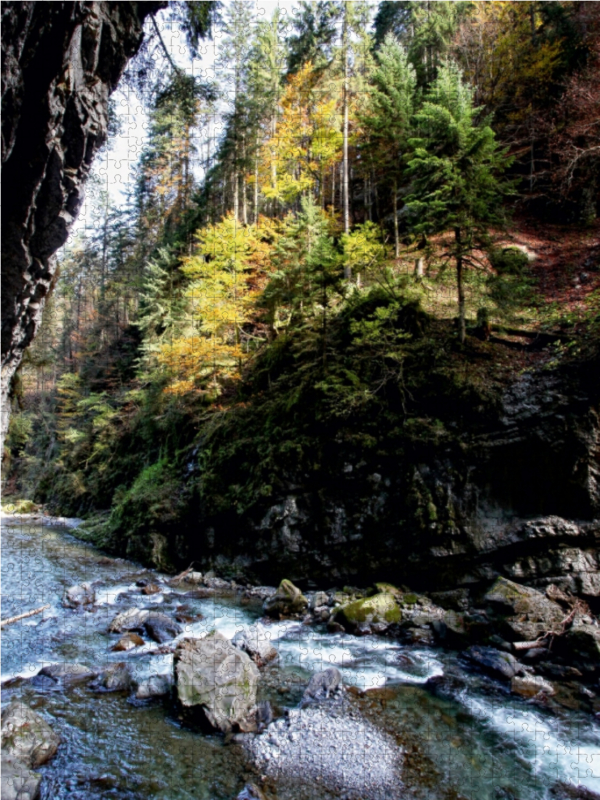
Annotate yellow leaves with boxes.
[257,62,343,204]
[156,214,277,397]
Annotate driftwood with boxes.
[512,603,584,653]
[169,562,201,587]
[1,604,50,628]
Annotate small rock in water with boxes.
[182,571,204,585]
[236,784,266,800]
[144,612,182,643]
[511,674,555,698]
[300,667,342,707]
[135,674,172,700]
[37,663,97,688]
[141,583,160,595]
[111,632,145,652]
[108,608,149,633]
[465,646,524,680]
[91,663,132,693]
[62,582,95,608]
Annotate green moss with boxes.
[336,593,401,626]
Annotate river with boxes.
[1,516,599,799]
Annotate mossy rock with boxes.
[335,593,401,630]
[263,579,308,618]
[374,582,403,599]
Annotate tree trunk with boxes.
[254,136,259,224]
[242,135,248,225]
[342,4,350,260]
[455,227,466,344]
[393,181,399,258]
[233,169,239,222]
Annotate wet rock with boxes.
[62,582,95,608]
[484,577,565,642]
[511,674,555,698]
[203,576,232,592]
[430,588,470,611]
[299,667,341,707]
[182,571,203,585]
[174,632,259,733]
[141,583,160,595]
[236,784,266,800]
[425,673,468,701]
[1,698,60,768]
[143,612,182,644]
[111,632,145,652]
[135,674,172,700]
[550,782,600,799]
[263,579,308,618]
[37,663,97,688]
[1,754,41,800]
[243,707,402,800]
[108,608,149,634]
[309,590,329,609]
[232,624,278,667]
[465,646,525,680]
[91,663,132,693]
[334,592,401,633]
[554,620,600,669]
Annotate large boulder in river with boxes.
[232,624,278,667]
[91,662,133,693]
[334,592,401,633]
[1,754,41,800]
[554,620,600,670]
[62,581,95,608]
[37,663,97,688]
[263,579,308,618]
[1,698,60,768]
[174,632,259,732]
[484,577,565,642]
[143,612,182,643]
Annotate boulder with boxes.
[144,612,182,644]
[62,582,95,608]
[232,624,278,667]
[554,620,600,666]
[511,674,555,698]
[141,583,160,595]
[334,593,401,632]
[135,674,172,700]
[300,667,342,707]
[1,698,60,768]
[91,662,132,693]
[465,646,524,680]
[37,663,97,688]
[174,632,259,732]
[263,579,308,618]
[111,632,145,652]
[1,754,41,800]
[108,608,149,633]
[484,577,565,642]
[309,591,329,610]
[183,571,204,585]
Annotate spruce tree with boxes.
[406,60,513,343]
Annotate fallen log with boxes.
[1,604,50,628]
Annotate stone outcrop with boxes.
[174,632,259,733]
[182,358,599,602]
[1,1,165,442]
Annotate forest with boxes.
[3,0,599,577]
[2,3,600,800]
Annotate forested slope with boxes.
[4,0,599,593]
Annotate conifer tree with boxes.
[406,60,512,343]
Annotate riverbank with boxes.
[2,514,599,800]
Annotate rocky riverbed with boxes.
[1,513,599,800]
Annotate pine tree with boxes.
[406,60,513,343]
[361,34,417,257]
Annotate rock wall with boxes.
[177,357,600,601]
[1,1,165,444]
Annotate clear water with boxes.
[2,518,599,800]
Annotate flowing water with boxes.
[1,517,599,800]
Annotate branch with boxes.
[1,605,50,628]
[150,15,183,75]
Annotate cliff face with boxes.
[1,1,164,442]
